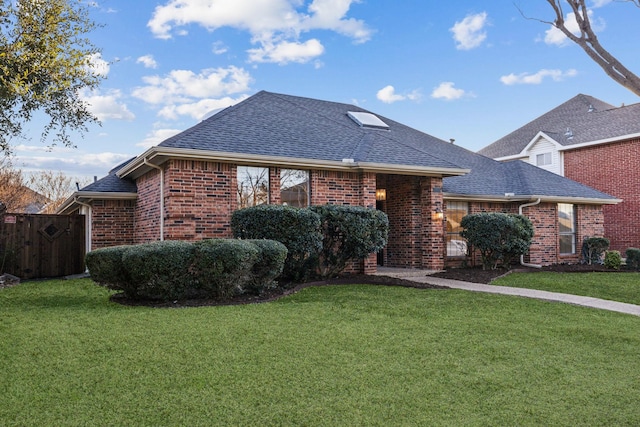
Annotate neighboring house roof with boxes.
[58,90,620,212]
[479,94,640,159]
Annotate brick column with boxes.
[420,177,445,270]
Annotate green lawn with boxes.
[494,271,640,305]
[2,279,640,426]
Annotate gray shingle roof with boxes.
[90,90,617,202]
[81,157,137,193]
[479,94,640,158]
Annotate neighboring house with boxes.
[58,91,620,272]
[479,94,640,253]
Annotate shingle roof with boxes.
[479,94,640,158]
[91,90,617,202]
[80,157,137,193]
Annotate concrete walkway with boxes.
[375,268,640,317]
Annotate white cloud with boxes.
[450,12,488,50]
[248,38,324,64]
[80,89,135,121]
[430,82,466,101]
[137,128,183,148]
[376,85,421,104]
[137,54,158,69]
[86,52,110,77]
[212,41,228,54]
[591,0,612,7]
[500,69,578,85]
[543,11,605,46]
[14,151,133,178]
[132,66,252,105]
[147,0,372,64]
[158,95,248,120]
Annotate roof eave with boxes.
[557,132,640,151]
[444,193,621,205]
[117,147,470,178]
[56,191,138,214]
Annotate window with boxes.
[446,201,468,257]
[237,166,269,209]
[280,169,309,207]
[536,152,552,166]
[558,203,576,254]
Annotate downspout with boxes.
[519,198,542,268]
[74,197,93,268]
[143,158,164,241]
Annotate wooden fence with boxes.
[0,213,85,279]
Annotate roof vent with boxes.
[347,111,389,130]
[565,127,574,139]
[588,104,595,112]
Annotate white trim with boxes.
[116,146,470,179]
[557,132,640,151]
[443,193,621,205]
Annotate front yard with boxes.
[2,278,640,426]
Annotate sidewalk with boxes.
[375,268,640,317]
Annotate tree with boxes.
[0,0,104,155]
[0,156,32,212]
[532,0,640,96]
[28,169,89,213]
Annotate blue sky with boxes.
[11,0,640,180]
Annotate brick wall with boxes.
[564,138,640,252]
[163,160,235,240]
[134,167,162,243]
[444,201,605,267]
[91,199,135,249]
[377,174,444,270]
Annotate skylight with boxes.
[347,111,389,130]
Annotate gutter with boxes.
[519,198,542,269]
[143,158,164,241]
[74,197,93,257]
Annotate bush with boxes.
[85,239,286,301]
[604,250,622,270]
[191,239,260,300]
[625,248,640,271]
[309,205,389,279]
[245,239,288,294]
[84,245,130,290]
[580,237,609,265]
[121,240,196,300]
[231,205,322,282]
[460,213,534,270]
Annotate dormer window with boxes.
[536,152,552,166]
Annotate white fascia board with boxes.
[56,191,138,214]
[443,193,621,205]
[117,147,470,178]
[557,132,640,151]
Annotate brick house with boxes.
[479,94,640,253]
[59,91,619,272]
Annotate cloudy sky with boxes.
[11,0,640,180]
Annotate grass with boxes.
[494,271,640,305]
[1,279,640,426]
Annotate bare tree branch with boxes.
[517,0,640,97]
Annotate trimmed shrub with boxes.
[625,248,640,271]
[245,239,288,294]
[191,239,260,300]
[604,250,622,270]
[84,245,130,290]
[580,237,609,265]
[309,205,389,279]
[460,213,534,270]
[121,240,196,300]
[231,204,322,282]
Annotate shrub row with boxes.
[625,248,640,270]
[85,239,287,301]
[231,204,389,281]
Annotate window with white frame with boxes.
[280,169,309,207]
[536,152,552,166]
[237,166,269,209]
[446,201,468,257]
[558,203,576,254]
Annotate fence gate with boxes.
[0,214,85,279]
